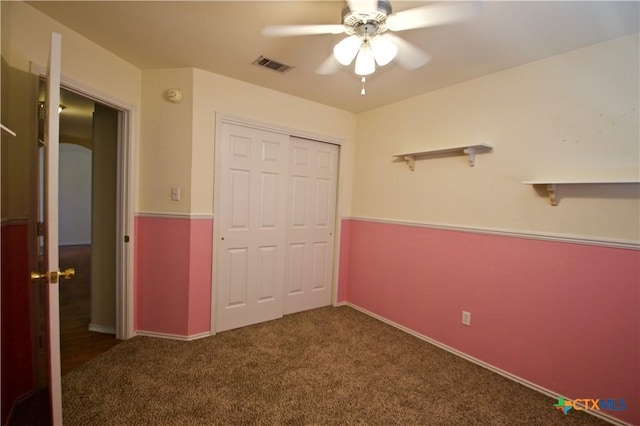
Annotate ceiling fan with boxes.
[263,0,481,84]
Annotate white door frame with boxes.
[29,63,136,340]
[211,113,345,333]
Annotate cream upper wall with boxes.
[139,68,194,215]
[10,0,635,239]
[1,1,141,216]
[2,2,140,105]
[1,58,33,220]
[354,33,640,242]
[138,67,357,216]
[3,2,356,220]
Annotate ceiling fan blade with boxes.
[347,0,379,14]
[387,1,481,32]
[389,35,432,70]
[262,24,345,37]
[315,54,342,75]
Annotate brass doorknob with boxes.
[59,268,75,280]
[30,268,75,282]
[30,271,47,281]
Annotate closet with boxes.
[214,121,339,332]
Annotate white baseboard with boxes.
[135,330,211,341]
[89,324,116,334]
[345,303,629,426]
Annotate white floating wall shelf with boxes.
[1,124,16,137]
[394,143,493,171]
[523,179,640,206]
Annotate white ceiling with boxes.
[27,1,640,114]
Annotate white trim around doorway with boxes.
[29,62,137,340]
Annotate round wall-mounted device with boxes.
[165,89,183,104]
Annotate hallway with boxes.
[59,244,119,374]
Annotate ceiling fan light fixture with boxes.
[354,43,375,76]
[370,35,398,66]
[333,35,362,66]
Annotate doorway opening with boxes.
[35,82,123,379]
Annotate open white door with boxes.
[31,32,66,425]
[44,31,65,426]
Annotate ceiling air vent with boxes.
[252,55,294,73]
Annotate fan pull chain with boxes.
[360,76,366,96]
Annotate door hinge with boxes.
[36,222,44,236]
[124,235,130,243]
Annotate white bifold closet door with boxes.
[284,137,338,315]
[215,125,338,332]
[215,124,290,332]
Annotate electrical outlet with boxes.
[171,187,181,201]
[462,311,471,326]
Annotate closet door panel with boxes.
[284,137,339,315]
[215,124,288,332]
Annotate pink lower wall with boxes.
[133,215,638,422]
[1,222,34,424]
[135,216,212,337]
[188,219,213,336]
[342,219,639,425]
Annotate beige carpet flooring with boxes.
[62,306,608,425]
